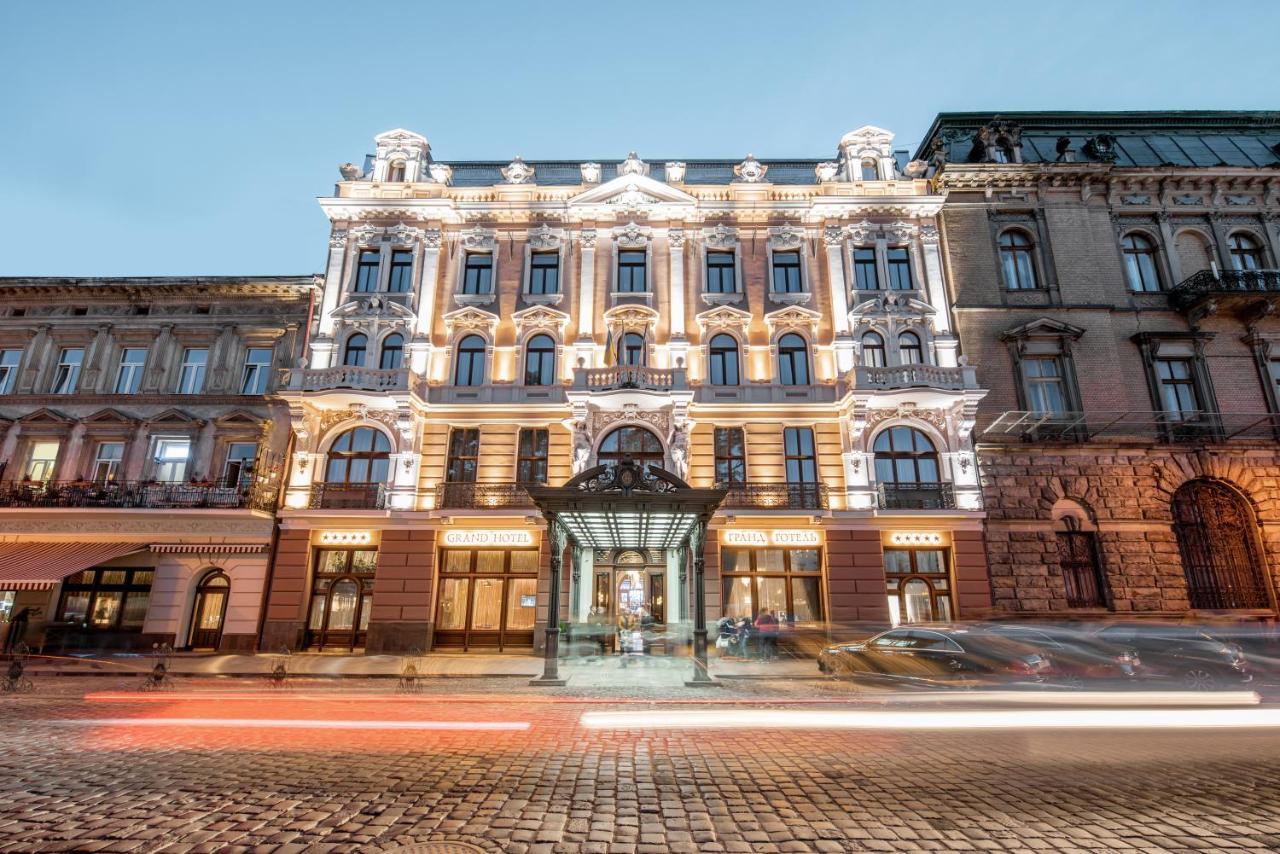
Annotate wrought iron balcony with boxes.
[436,482,537,509]
[308,482,387,509]
[850,364,979,391]
[982,410,1280,443]
[284,366,411,393]
[0,480,277,511]
[721,482,829,510]
[572,365,687,392]
[877,482,955,510]
[1169,268,1280,312]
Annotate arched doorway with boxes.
[1172,479,1271,610]
[189,571,229,649]
[597,425,663,468]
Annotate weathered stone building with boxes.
[919,111,1280,620]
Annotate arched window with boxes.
[1053,500,1108,608]
[618,332,646,366]
[387,161,406,182]
[597,426,664,468]
[862,332,886,368]
[999,230,1039,290]
[1122,233,1162,292]
[898,332,924,364]
[1172,479,1270,610]
[343,334,367,367]
[454,335,486,386]
[324,426,391,485]
[524,334,556,386]
[860,158,878,181]
[189,571,229,649]
[707,334,740,386]
[379,333,404,370]
[1228,233,1265,271]
[776,333,810,385]
[874,426,944,509]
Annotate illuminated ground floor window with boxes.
[306,548,377,651]
[434,548,538,650]
[720,547,824,624]
[884,548,953,626]
[57,567,153,631]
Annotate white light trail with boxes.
[60,718,530,731]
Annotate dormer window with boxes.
[354,250,380,293]
[387,161,406,182]
[387,250,414,293]
[706,251,736,294]
[529,251,560,295]
[860,159,878,181]
[771,251,803,294]
[462,253,494,295]
[886,247,914,290]
[617,250,648,293]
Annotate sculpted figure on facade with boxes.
[502,156,535,184]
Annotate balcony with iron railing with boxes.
[721,482,829,511]
[572,365,687,393]
[283,365,412,393]
[0,480,277,511]
[849,363,979,392]
[308,482,387,510]
[1169,268,1280,313]
[436,482,537,509]
[877,482,955,510]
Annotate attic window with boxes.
[10,308,25,317]
[388,161,406,182]
[860,159,878,181]
[194,305,211,315]
[72,307,88,316]
[131,304,149,316]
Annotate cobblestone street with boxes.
[1,676,1280,852]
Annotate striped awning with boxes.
[0,542,149,590]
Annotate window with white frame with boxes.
[222,442,257,487]
[528,251,560,295]
[152,437,192,482]
[617,250,648,293]
[114,347,147,394]
[705,251,737,294]
[52,348,83,394]
[771,251,804,294]
[26,441,59,483]
[862,332,886,367]
[886,247,914,290]
[387,250,414,293]
[354,250,380,293]
[92,442,124,483]
[777,333,810,385]
[462,253,494,295]
[898,332,924,364]
[177,348,208,394]
[1023,357,1069,415]
[0,349,20,394]
[853,248,879,290]
[240,347,273,394]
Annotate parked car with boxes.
[1093,623,1253,690]
[817,625,1052,688]
[979,623,1142,688]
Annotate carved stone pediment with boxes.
[767,224,806,250]
[332,297,416,321]
[17,407,73,426]
[146,408,204,429]
[460,227,498,252]
[501,157,535,184]
[81,408,138,428]
[733,154,768,183]
[839,125,896,158]
[513,305,571,338]
[701,225,739,250]
[695,305,752,335]
[442,306,500,337]
[351,223,425,248]
[763,305,822,338]
[568,173,698,212]
[613,221,652,248]
[602,304,659,334]
[527,224,564,250]
[214,409,263,429]
[849,293,937,323]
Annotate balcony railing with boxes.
[850,364,978,391]
[878,482,955,510]
[721,483,829,510]
[572,365,687,392]
[284,366,411,393]
[1169,268,1280,311]
[981,410,1280,443]
[0,480,276,511]
[308,482,387,510]
[436,482,537,509]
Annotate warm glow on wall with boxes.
[441,529,537,548]
[721,529,822,548]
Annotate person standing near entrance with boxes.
[754,609,779,661]
[3,607,38,655]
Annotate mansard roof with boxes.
[917,111,1280,169]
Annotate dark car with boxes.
[980,623,1142,688]
[817,626,1052,688]
[1093,623,1252,690]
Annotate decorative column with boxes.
[686,516,717,686]
[574,229,597,368]
[824,226,855,374]
[667,228,688,370]
[410,228,443,375]
[316,229,348,339]
[532,516,569,685]
[919,224,959,368]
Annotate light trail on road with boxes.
[56,717,531,731]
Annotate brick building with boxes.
[918,112,1280,621]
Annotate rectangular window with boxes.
[528,251,560,295]
[56,567,154,631]
[783,427,817,484]
[152,438,191,482]
[1268,359,1280,410]
[884,548,953,627]
[886,247,914,290]
[387,249,414,293]
[26,440,59,482]
[719,547,825,624]
[462,253,493,295]
[705,251,736,293]
[52,347,83,394]
[0,349,22,394]
[239,347,273,395]
[617,250,647,293]
[222,442,257,486]
[714,427,746,485]
[114,347,147,394]
[1056,531,1107,608]
[771,251,803,293]
[1155,358,1200,419]
[434,549,540,648]
[516,428,549,485]
[177,348,208,394]
[446,428,480,483]
[853,248,879,290]
[92,442,124,483]
[1023,357,1068,415]
[354,249,381,293]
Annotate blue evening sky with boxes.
[3,0,1277,277]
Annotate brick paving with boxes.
[0,675,1279,852]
